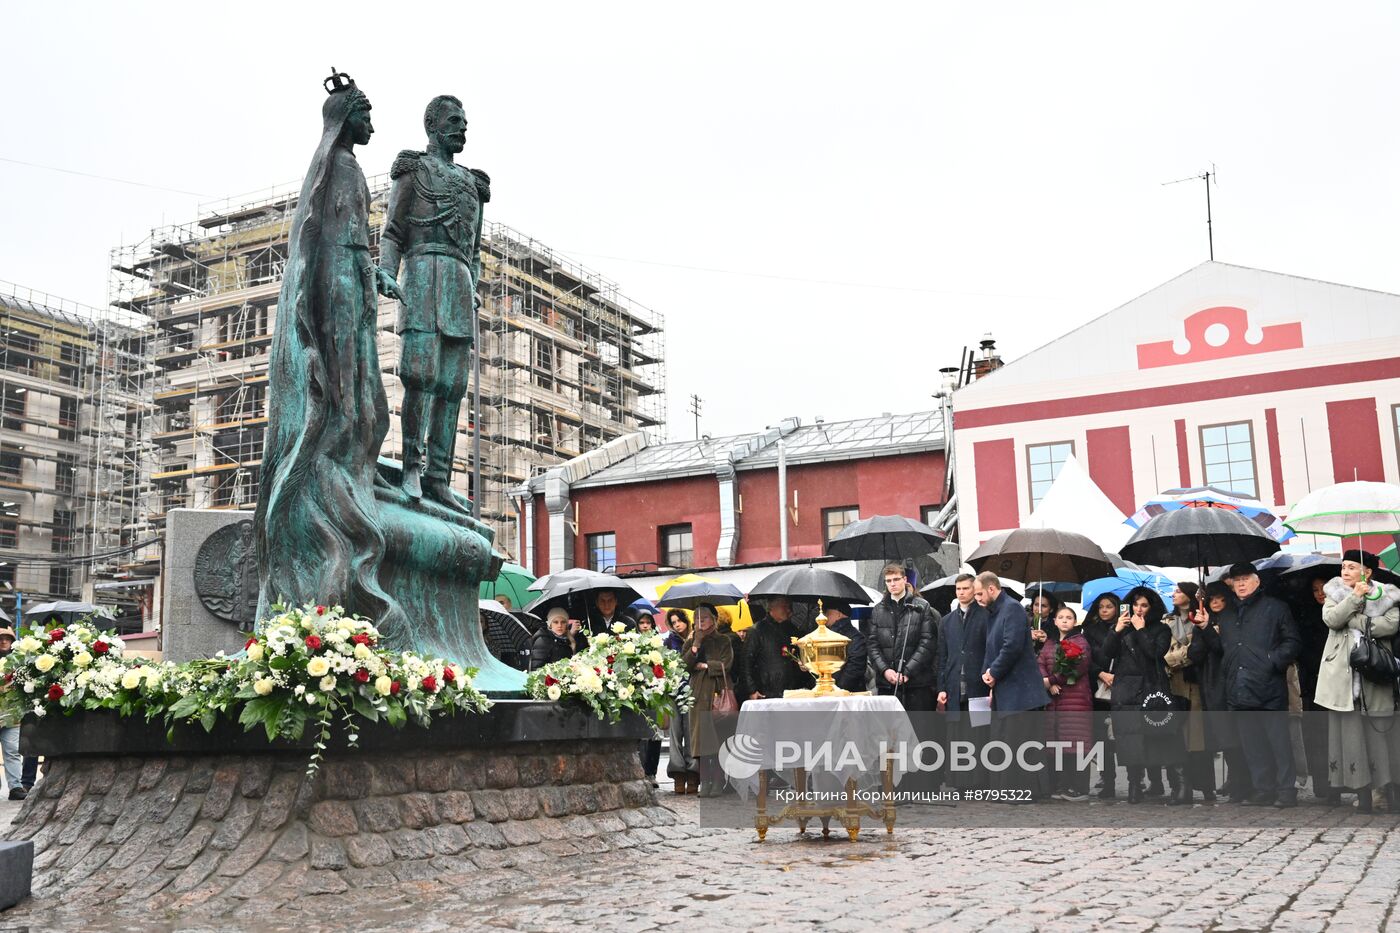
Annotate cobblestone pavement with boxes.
[7,789,1400,932]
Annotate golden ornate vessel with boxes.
[783,600,868,698]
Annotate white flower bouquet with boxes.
[525,622,691,723]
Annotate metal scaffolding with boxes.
[101,178,665,620]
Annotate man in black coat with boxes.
[822,600,868,694]
[1203,562,1302,807]
[936,574,989,714]
[583,590,635,640]
[743,596,807,700]
[866,563,938,711]
[979,571,1050,801]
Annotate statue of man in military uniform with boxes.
[379,95,489,513]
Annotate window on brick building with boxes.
[823,506,859,547]
[587,532,616,573]
[660,524,693,569]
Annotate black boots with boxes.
[1169,768,1191,806]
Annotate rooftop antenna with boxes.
[688,393,703,440]
[1163,165,1217,260]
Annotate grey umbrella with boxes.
[523,569,644,616]
[967,528,1114,585]
[827,514,944,561]
[656,581,745,610]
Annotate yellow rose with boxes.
[33,654,56,673]
[73,652,93,668]
[246,643,265,662]
[306,657,331,678]
[353,643,371,661]
[120,670,142,690]
[253,678,275,696]
[374,675,392,696]
[17,637,40,654]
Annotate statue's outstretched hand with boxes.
[376,267,404,301]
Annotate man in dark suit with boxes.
[979,571,1050,801]
[937,574,990,791]
[583,590,634,640]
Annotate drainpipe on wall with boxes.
[544,472,573,574]
[714,451,739,567]
[777,438,788,560]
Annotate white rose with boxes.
[647,651,663,665]
[73,651,93,669]
[246,643,265,662]
[76,670,92,687]
[611,622,626,634]
[406,676,421,693]
[546,684,562,701]
[306,657,331,678]
[33,654,56,673]
[120,670,142,690]
[374,675,392,696]
[253,678,275,696]
[353,643,372,661]
[319,675,337,692]
[305,693,319,705]
[17,637,41,654]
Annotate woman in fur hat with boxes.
[1316,550,1400,812]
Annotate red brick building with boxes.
[509,412,946,576]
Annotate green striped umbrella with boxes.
[479,562,537,609]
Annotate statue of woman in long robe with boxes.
[253,73,406,627]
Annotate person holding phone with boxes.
[1102,587,1183,804]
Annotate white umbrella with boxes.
[1285,481,1400,538]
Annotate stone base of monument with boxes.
[7,703,670,912]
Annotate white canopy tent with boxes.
[1022,453,1134,554]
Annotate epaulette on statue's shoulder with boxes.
[468,167,492,203]
[390,150,425,179]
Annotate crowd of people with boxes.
[517,549,1400,808]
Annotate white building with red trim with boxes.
[952,262,1400,554]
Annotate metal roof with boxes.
[567,410,944,490]
[573,432,752,488]
[738,411,944,469]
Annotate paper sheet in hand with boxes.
[968,696,992,728]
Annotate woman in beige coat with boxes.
[1316,551,1400,812]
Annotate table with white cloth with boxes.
[734,695,917,841]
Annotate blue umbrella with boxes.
[1079,568,1178,609]
[629,597,658,616]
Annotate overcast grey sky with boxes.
[4,2,1399,438]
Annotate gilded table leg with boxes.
[883,758,896,834]
[845,776,860,841]
[795,767,809,833]
[756,769,768,842]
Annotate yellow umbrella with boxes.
[654,573,754,633]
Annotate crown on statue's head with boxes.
[324,68,356,95]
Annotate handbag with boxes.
[711,655,739,719]
[1349,617,1399,684]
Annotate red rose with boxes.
[245,637,258,650]
[606,655,616,665]
[1064,642,1084,659]
[544,675,558,687]
[3,673,13,685]
[305,635,322,651]
[351,633,373,647]
[49,629,66,643]
[46,684,64,701]
[390,681,401,695]
[652,664,665,678]
[93,641,110,656]
[316,606,327,615]
[354,669,370,683]
[422,675,438,693]
[443,667,456,684]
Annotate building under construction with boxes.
[106,179,665,622]
[0,281,155,631]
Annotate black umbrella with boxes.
[523,568,644,616]
[1278,555,1399,588]
[479,599,534,671]
[827,514,944,561]
[748,566,872,604]
[920,574,1023,610]
[656,580,745,610]
[1120,507,1279,570]
[966,528,1114,585]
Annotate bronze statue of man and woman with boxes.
[252,70,492,634]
